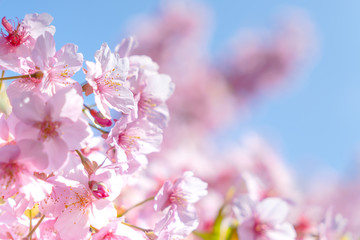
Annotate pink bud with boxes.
[89,181,110,199]
[90,109,112,127]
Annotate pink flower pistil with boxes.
[1,17,28,47]
[35,118,61,141]
[253,217,268,237]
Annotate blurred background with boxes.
[1,0,360,182]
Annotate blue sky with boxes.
[1,0,360,177]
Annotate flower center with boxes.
[169,191,186,207]
[117,133,140,152]
[1,17,28,47]
[0,162,21,198]
[253,218,267,236]
[35,119,61,141]
[139,95,158,114]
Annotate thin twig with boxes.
[26,215,45,239]
[121,222,150,232]
[119,196,155,217]
[89,123,109,134]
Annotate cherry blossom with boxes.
[2,6,357,240]
[0,139,52,213]
[40,175,117,240]
[233,196,296,240]
[6,31,83,97]
[0,13,55,70]
[85,43,134,118]
[11,87,92,170]
[106,117,163,173]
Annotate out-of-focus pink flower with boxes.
[221,12,314,102]
[317,209,347,240]
[154,171,208,212]
[154,205,199,240]
[92,218,147,240]
[222,134,298,200]
[128,1,210,67]
[129,63,174,129]
[6,31,82,97]
[85,43,134,118]
[153,172,207,239]
[233,196,296,240]
[12,87,92,170]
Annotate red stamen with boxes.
[1,16,29,47]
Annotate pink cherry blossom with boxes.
[154,205,199,240]
[154,171,208,212]
[40,175,117,240]
[106,117,163,173]
[0,198,30,239]
[85,43,134,118]
[233,196,296,240]
[6,31,83,97]
[12,87,92,170]
[0,139,52,210]
[0,13,55,70]
[128,62,175,129]
[153,172,207,239]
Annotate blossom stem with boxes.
[29,210,32,239]
[0,71,44,81]
[26,215,45,239]
[118,196,155,217]
[121,222,150,232]
[89,123,109,134]
[83,104,91,110]
[0,71,4,88]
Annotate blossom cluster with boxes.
[0,2,358,240]
[0,12,209,240]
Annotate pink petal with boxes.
[47,87,83,122]
[88,199,117,229]
[44,137,68,170]
[17,139,48,170]
[60,117,92,150]
[12,92,46,123]
[54,208,90,240]
[257,198,289,225]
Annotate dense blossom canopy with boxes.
[0,2,356,240]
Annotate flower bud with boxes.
[89,181,110,199]
[90,109,112,127]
